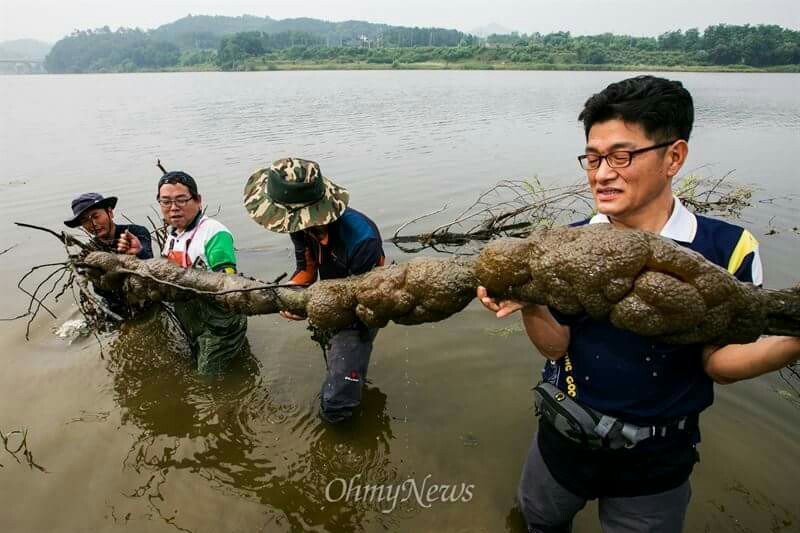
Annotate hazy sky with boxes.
[1,0,799,43]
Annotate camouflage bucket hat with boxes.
[243,158,349,233]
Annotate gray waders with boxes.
[320,327,378,423]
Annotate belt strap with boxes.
[534,382,694,450]
[594,414,691,449]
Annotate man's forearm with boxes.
[520,305,570,361]
[703,336,800,384]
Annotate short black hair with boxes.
[157,171,199,199]
[578,75,694,142]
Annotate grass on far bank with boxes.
[102,60,800,75]
[214,59,800,73]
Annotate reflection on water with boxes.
[703,479,795,532]
[106,309,400,531]
[0,426,47,473]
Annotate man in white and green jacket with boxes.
[128,170,247,373]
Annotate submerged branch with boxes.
[0,244,18,256]
[0,428,47,472]
[390,174,758,254]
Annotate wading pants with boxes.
[174,299,248,375]
[518,433,691,533]
[320,327,378,423]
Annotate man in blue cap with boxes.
[65,192,153,259]
[65,192,153,316]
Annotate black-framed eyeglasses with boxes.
[577,140,678,171]
[158,196,193,207]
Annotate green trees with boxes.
[481,25,799,68]
[44,22,800,73]
[45,27,179,73]
[216,31,325,69]
[701,24,800,66]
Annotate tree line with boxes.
[485,25,800,67]
[44,23,800,74]
[45,28,180,73]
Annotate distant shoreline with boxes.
[247,61,800,73]
[35,20,800,76]
[28,61,800,75]
[8,62,800,76]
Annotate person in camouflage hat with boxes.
[243,158,350,234]
[244,157,385,423]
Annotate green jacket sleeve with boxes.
[204,231,237,273]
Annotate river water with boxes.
[0,71,798,532]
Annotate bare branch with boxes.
[15,222,89,250]
[0,427,47,472]
[392,203,448,240]
[0,244,18,256]
[390,173,764,254]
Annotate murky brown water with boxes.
[0,71,798,532]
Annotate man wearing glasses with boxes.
[125,171,247,374]
[479,75,800,532]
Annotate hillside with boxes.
[42,17,800,74]
[150,14,463,49]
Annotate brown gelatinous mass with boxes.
[79,224,799,343]
[308,257,477,329]
[475,224,772,345]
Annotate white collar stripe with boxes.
[588,196,697,243]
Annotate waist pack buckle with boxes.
[534,382,692,450]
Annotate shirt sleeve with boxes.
[348,237,383,276]
[204,230,237,273]
[289,231,317,284]
[131,225,153,260]
[728,229,763,286]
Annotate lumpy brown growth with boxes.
[475,224,769,345]
[346,258,476,327]
[307,257,476,329]
[82,253,477,332]
[80,225,798,343]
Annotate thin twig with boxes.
[392,203,448,240]
[24,266,68,339]
[0,244,18,256]
[0,428,47,472]
[390,173,759,254]
[11,263,68,321]
[14,222,88,250]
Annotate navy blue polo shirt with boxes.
[113,224,153,260]
[543,197,762,427]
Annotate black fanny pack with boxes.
[533,382,695,450]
